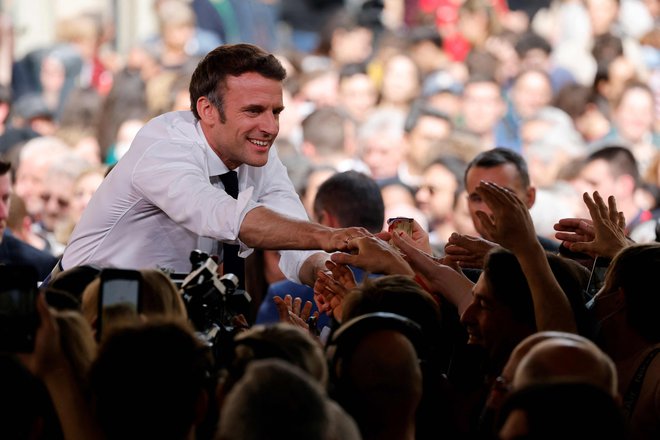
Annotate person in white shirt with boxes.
[60,43,369,286]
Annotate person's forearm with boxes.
[517,245,577,333]
[426,267,474,315]
[240,206,332,250]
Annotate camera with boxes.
[178,250,251,367]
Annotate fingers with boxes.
[292,296,302,316]
[331,251,354,266]
[273,295,290,322]
[300,301,313,322]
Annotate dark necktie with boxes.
[219,171,245,289]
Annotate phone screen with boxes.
[97,270,141,340]
[102,279,140,312]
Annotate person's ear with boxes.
[196,97,217,124]
[525,186,536,209]
[320,209,340,228]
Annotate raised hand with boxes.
[273,294,318,331]
[558,192,628,258]
[313,268,351,321]
[473,181,538,255]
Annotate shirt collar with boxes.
[195,120,230,177]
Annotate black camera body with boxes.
[178,250,251,366]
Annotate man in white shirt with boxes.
[60,44,369,286]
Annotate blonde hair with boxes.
[55,310,97,396]
[81,269,187,340]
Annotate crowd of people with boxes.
[1,0,660,439]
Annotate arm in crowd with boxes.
[475,181,576,333]
[18,293,101,440]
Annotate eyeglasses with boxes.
[40,193,70,209]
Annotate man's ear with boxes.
[525,186,536,209]
[196,96,217,124]
[320,209,341,228]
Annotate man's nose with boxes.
[261,112,279,135]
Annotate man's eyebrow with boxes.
[242,104,266,112]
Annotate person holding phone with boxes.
[58,44,370,287]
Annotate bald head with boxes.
[513,337,618,397]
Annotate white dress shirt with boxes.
[62,111,317,283]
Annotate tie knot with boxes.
[219,171,239,199]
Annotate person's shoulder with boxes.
[0,232,58,279]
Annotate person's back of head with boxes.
[327,312,423,440]
[226,323,328,389]
[313,170,384,233]
[90,318,215,440]
[513,337,618,398]
[607,243,660,342]
[217,358,332,440]
[341,275,442,354]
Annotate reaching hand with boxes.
[554,218,596,250]
[274,294,318,332]
[378,218,433,255]
[313,268,351,321]
[473,181,538,255]
[444,233,498,269]
[557,192,628,258]
[326,227,372,253]
[331,235,414,276]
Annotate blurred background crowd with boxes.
[1,2,660,439]
[0,0,658,275]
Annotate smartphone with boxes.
[0,265,39,352]
[97,268,142,340]
[387,217,414,249]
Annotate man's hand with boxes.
[444,233,498,269]
[331,235,415,276]
[556,191,628,258]
[378,218,433,255]
[474,181,539,255]
[325,227,372,252]
[313,268,351,321]
[273,294,318,332]
[554,218,596,250]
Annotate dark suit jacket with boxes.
[0,231,58,281]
